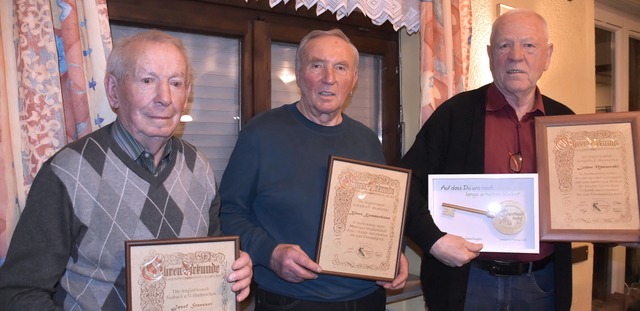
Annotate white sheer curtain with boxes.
[267,0,420,34]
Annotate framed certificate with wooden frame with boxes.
[125,236,239,311]
[316,156,410,282]
[535,112,640,242]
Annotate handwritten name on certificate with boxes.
[546,123,640,231]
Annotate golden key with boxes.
[441,201,526,235]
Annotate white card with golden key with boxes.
[428,174,539,253]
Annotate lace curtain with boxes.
[0,0,115,259]
[267,0,421,34]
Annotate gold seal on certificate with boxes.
[315,156,410,282]
[125,236,239,311]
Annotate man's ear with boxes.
[352,69,359,90]
[182,83,192,112]
[544,43,554,71]
[104,74,120,110]
[487,45,494,68]
[294,69,301,88]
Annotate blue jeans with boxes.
[254,286,386,311]
[464,261,555,311]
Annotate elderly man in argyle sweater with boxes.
[0,30,252,310]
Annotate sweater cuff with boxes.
[423,230,447,256]
[252,238,279,268]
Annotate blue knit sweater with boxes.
[220,103,385,302]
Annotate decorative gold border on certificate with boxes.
[315,156,410,282]
[125,236,239,311]
[536,112,640,242]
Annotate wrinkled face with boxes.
[488,12,553,98]
[107,42,190,149]
[296,35,358,122]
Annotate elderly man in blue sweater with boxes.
[220,28,408,311]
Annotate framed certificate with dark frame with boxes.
[125,236,239,311]
[535,112,640,242]
[315,156,410,282]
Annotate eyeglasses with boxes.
[509,151,523,173]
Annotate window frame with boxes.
[592,1,640,302]
[595,2,640,112]
[106,0,402,164]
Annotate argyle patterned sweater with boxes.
[0,124,220,310]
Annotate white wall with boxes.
[399,1,597,310]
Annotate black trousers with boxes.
[254,286,386,311]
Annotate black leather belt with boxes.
[471,255,553,276]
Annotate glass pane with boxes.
[630,37,640,111]
[110,25,241,184]
[595,27,615,113]
[271,43,382,141]
[271,43,300,108]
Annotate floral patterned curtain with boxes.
[420,0,471,124]
[267,0,421,34]
[0,0,115,260]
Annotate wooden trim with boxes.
[107,0,250,35]
[572,245,589,264]
[241,22,254,126]
[381,40,401,165]
[107,0,396,36]
[251,20,272,118]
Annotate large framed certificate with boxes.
[316,156,410,282]
[536,112,640,242]
[125,236,239,311]
[428,174,540,253]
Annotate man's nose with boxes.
[508,45,525,61]
[322,68,336,84]
[155,81,172,105]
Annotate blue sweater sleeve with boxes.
[219,130,278,268]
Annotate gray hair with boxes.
[295,29,360,73]
[106,29,193,85]
[490,9,550,44]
